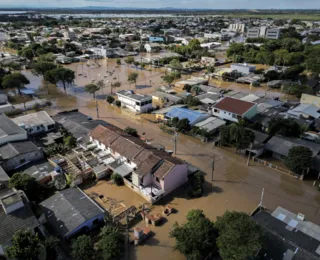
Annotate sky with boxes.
[1,0,320,9]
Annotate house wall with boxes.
[65,213,105,240]
[2,150,44,171]
[243,104,258,119]
[142,172,153,186]
[117,95,153,113]
[212,108,239,123]
[132,172,141,187]
[160,164,188,194]
[0,133,28,146]
[300,94,320,107]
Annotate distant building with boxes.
[247,27,282,40]
[300,93,320,107]
[231,63,256,75]
[12,111,55,136]
[212,97,257,123]
[229,23,245,32]
[116,90,153,113]
[149,36,165,43]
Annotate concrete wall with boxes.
[132,172,141,187]
[160,164,188,194]
[0,133,28,146]
[243,104,258,119]
[212,108,239,123]
[2,150,44,171]
[118,95,153,113]
[142,172,153,186]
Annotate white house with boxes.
[116,90,153,113]
[12,111,55,135]
[212,97,257,123]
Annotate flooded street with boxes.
[18,58,320,259]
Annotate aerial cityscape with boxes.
[0,3,319,260]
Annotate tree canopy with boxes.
[2,72,30,94]
[85,83,100,98]
[97,226,124,260]
[6,230,41,260]
[127,72,139,86]
[9,173,40,201]
[285,146,313,175]
[32,62,57,76]
[268,118,303,137]
[45,67,75,93]
[215,211,263,260]
[170,209,217,260]
[124,127,138,137]
[71,235,95,260]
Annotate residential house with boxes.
[287,103,320,119]
[212,97,257,123]
[174,77,208,91]
[166,107,210,126]
[116,90,153,113]
[246,129,270,156]
[194,117,226,134]
[0,166,9,190]
[90,125,188,203]
[0,189,39,257]
[0,92,13,114]
[267,80,291,89]
[40,187,105,240]
[231,63,256,75]
[0,114,27,146]
[151,105,186,121]
[12,111,55,135]
[0,141,43,171]
[150,91,182,106]
[149,36,165,43]
[300,93,320,107]
[252,206,320,260]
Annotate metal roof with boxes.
[195,117,226,132]
[166,108,210,125]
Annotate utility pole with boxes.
[95,98,99,118]
[125,210,129,260]
[211,155,215,181]
[173,131,178,155]
[246,151,251,166]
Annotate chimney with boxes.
[0,192,24,214]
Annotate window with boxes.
[47,124,55,130]
[232,114,237,118]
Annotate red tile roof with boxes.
[214,97,256,116]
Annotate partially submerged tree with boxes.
[106,96,115,104]
[127,72,139,88]
[215,211,263,260]
[111,81,121,94]
[124,127,138,137]
[170,209,217,260]
[45,67,75,94]
[85,83,100,98]
[97,226,124,260]
[285,146,312,175]
[2,72,30,94]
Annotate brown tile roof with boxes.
[134,150,161,177]
[110,137,144,161]
[90,125,119,147]
[214,97,256,116]
[154,160,175,179]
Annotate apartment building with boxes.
[247,27,282,39]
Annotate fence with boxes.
[252,157,301,180]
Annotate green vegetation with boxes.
[110,81,121,94]
[220,124,255,152]
[169,39,214,58]
[115,100,121,107]
[170,209,217,260]
[9,173,40,201]
[106,96,115,104]
[96,226,124,260]
[179,95,201,108]
[44,67,75,94]
[111,173,124,186]
[116,58,121,65]
[2,72,30,94]
[187,171,205,198]
[6,230,41,260]
[71,235,95,260]
[171,117,191,132]
[169,59,183,70]
[285,146,313,175]
[85,83,100,98]
[127,72,139,87]
[124,127,138,137]
[124,56,135,65]
[268,118,303,137]
[215,211,263,260]
[163,71,181,86]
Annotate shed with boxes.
[194,117,226,133]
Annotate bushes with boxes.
[111,173,124,186]
[187,171,205,198]
[115,100,121,107]
[106,96,115,104]
[4,108,23,117]
[124,127,138,137]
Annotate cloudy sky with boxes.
[1,0,319,9]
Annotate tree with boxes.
[274,49,289,66]
[63,135,77,148]
[37,53,56,62]
[71,235,94,260]
[183,84,192,92]
[187,171,205,198]
[163,74,174,86]
[124,56,134,65]
[18,47,34,60]
[268,118,302,137]
[181,96,200,107]
[6,230,41,260]
[127,72,139,87]
[116,58,121,65]
[285,146,312,175]
[115,100,121,107]
[124,127,138,137]
[170,209,217,260]
[169,59,183,70]
[111,81,121,94]
[2,72,30,94]
[32,62,57,77]
[106,96,115,104]
[9,173,39,201]
[111,173,124,186]
[176,118,191,132]
[85,83,100,98]
[45,67,75,94]
[215,211,263,260]
[97,226,124,260]
[264,70,279,82]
